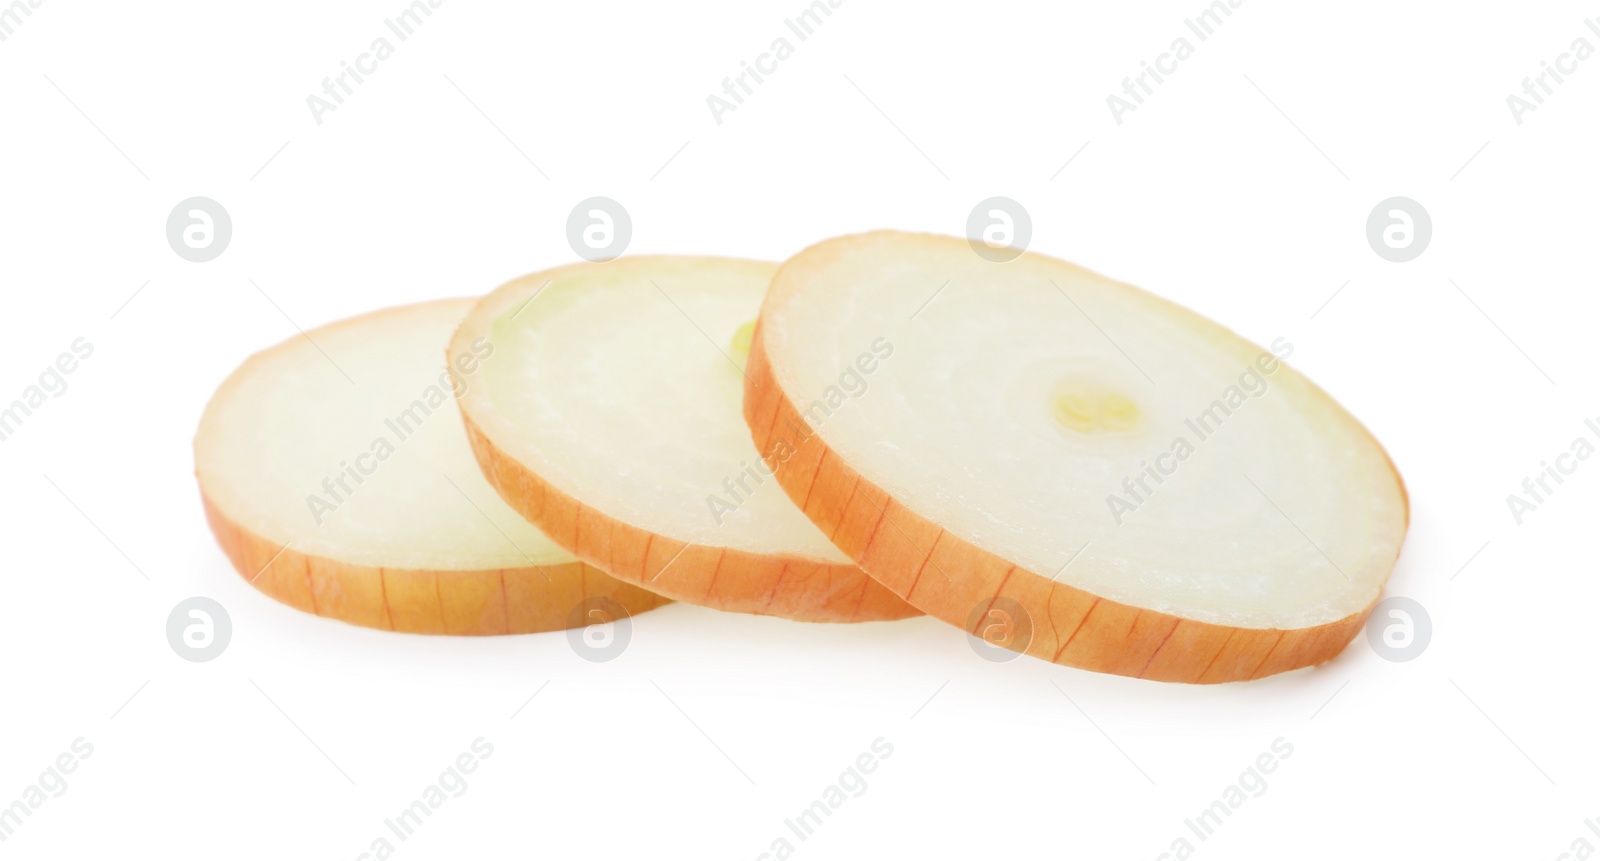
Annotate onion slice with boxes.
[450,257,917,622]
[745,232,1408,681]
[195,299,666,634]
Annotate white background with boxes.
[1,0,1597,858]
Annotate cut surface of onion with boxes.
[195,298,666,634]
[451,257,917,622]
[745,232,1408,681]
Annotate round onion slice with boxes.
[745,232,1408,681]
[195,299,666,634]
[451,257,917,623]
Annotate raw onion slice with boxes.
[195,298,665,634]
[745,232,1408,681]
[450,257,917,622]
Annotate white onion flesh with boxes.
[477,257,852,563]
[761,233,1407,629]
[195,299,573,570]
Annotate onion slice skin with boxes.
[200,492,666,634]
